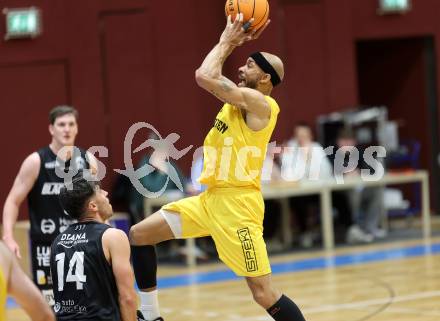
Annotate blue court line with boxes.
[157,242,440,288]
[7,242,440,308]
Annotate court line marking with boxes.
[302,290,440,313]
[154,290,440,320]
[158,242,440,288]
[7,242,440,309]
[382,307,440,317]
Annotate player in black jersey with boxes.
[51,174,138,321]
[2,106,97,305]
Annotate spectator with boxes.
[281,123,332,247]
[330,129,386,243]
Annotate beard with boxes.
[244,78,258,89]
[238,72,261,89]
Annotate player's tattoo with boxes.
[210,90,232,105]
[210,90,223,100]
[221,81,233,92]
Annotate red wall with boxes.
[1,0,440,220]
[357,38,431,171]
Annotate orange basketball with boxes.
[225,0,269,31]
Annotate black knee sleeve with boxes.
[131,245,157,289]
[267,294,306,321]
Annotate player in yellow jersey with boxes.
[0,242,54,321]
[130,14,307,321]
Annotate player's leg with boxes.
[129,195,208,321]
[217,231,307,320]
[246,274,306,321]
[208,190,307,320]
[130,210,176,246]
[129,210,177,321]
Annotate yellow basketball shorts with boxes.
[162,187,271,277]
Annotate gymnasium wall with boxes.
[1,0,440,220]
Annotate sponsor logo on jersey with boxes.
[41,219,56,234]
[44,160,58,169]
[36,245,51,267]
[42,289,55,306]
[58,232,89,248]
[61,233,86,241]
[37,269,47,285]
[213,118,229,134]
[54,302,61,313]
[237,227,258,272]
[58,300,87,313]
[41,182,64,195]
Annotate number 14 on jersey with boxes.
[55,251,87,291]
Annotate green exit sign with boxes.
[378,0,411,14]
[3,7,41,40]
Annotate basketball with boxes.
[225,0,270,31]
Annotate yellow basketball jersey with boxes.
[199,96,280,189]
[0,268,6,321]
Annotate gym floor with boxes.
[8,235,440,321]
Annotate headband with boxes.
[250,52,281,87]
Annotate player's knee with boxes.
[129,224,145,245]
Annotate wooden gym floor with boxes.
[7,236,440,321]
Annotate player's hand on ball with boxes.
[247,19,270,41]
[220,13,246,46]
[221,13,268,46]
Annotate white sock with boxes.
[139,290,160,320]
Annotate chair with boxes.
[385,140,421,222]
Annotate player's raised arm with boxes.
[195,14,271,118]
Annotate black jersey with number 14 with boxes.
[50,222,121,321]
